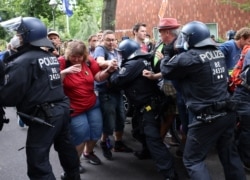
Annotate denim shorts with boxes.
[70,99,103,146]
[99,91,125,135]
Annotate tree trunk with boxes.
[101,0,117,30]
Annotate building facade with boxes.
[115,0,250,42]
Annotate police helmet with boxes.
[175,21,215,51]
[226,30,236,40]
[0,17,53,48]
[118,39,140,59]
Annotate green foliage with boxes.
[221,0,250,11]
[0,0,103,42]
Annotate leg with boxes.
[113,93,133,152]
[143,110,175,179]
[99,92,116,159]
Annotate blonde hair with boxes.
[64,40,88,61]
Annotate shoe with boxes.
[100,141,112,160]
[83,151,101,165]
[79,164,85,174]
[61,172,81,180]
[134,149,151,160]
[113,141,133,152]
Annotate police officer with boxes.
[110,39,177,180]
[232,50,250,171]
[0,17,80,180]
[161,21,246,180]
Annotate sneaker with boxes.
[100,141,112,160]
[83,151,101,165]
[113,141,133,152]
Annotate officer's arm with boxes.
[161,54,187,80]
[110,61,145,86]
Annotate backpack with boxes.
[228,45,250,93]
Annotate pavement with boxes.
[0,107,249,180]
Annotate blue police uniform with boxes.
[161,47,246,180]
[0,45,80,180]
[110,54,176,179]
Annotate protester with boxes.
[88,34,98,57]
[0,17,80,180]
[219,27,250,73]
[94,30,133,160]
[47,30,62,57]
[132,23,148,52]
[161,20,246,180]
[58,40,117,167]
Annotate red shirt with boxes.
[58,56,101,116]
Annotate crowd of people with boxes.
[0,15,250,180]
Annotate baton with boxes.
[17,112,54,128]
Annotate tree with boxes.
[0,0,103,41]
[221,0,250,11]
[101,0,117,30]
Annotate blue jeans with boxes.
[184,111,246,180]
[70,99,103,145]
[99,91,125,135]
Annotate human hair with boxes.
[234,27,250,40]
[64,40,88,61]
[88,34,97,42]
[169,28,180,37]
[102,30,115,40]
[132,23,146,35]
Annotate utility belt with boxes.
[139,96,163,119]
[33,102,56,119]
[195,100,237,123]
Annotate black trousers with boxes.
[142,109,175,178]
[25,100,80,180]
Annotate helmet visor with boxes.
[0,17,22,32]
[175,32,189,51]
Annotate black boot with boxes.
[61,172,81,180]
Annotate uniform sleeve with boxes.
[0,62,29,106]
[110,60,146,87]
[161,53,189,80]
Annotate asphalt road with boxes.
[0,107,249,180]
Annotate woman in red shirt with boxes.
[58,40,118,170]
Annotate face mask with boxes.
[10,35,21,49]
